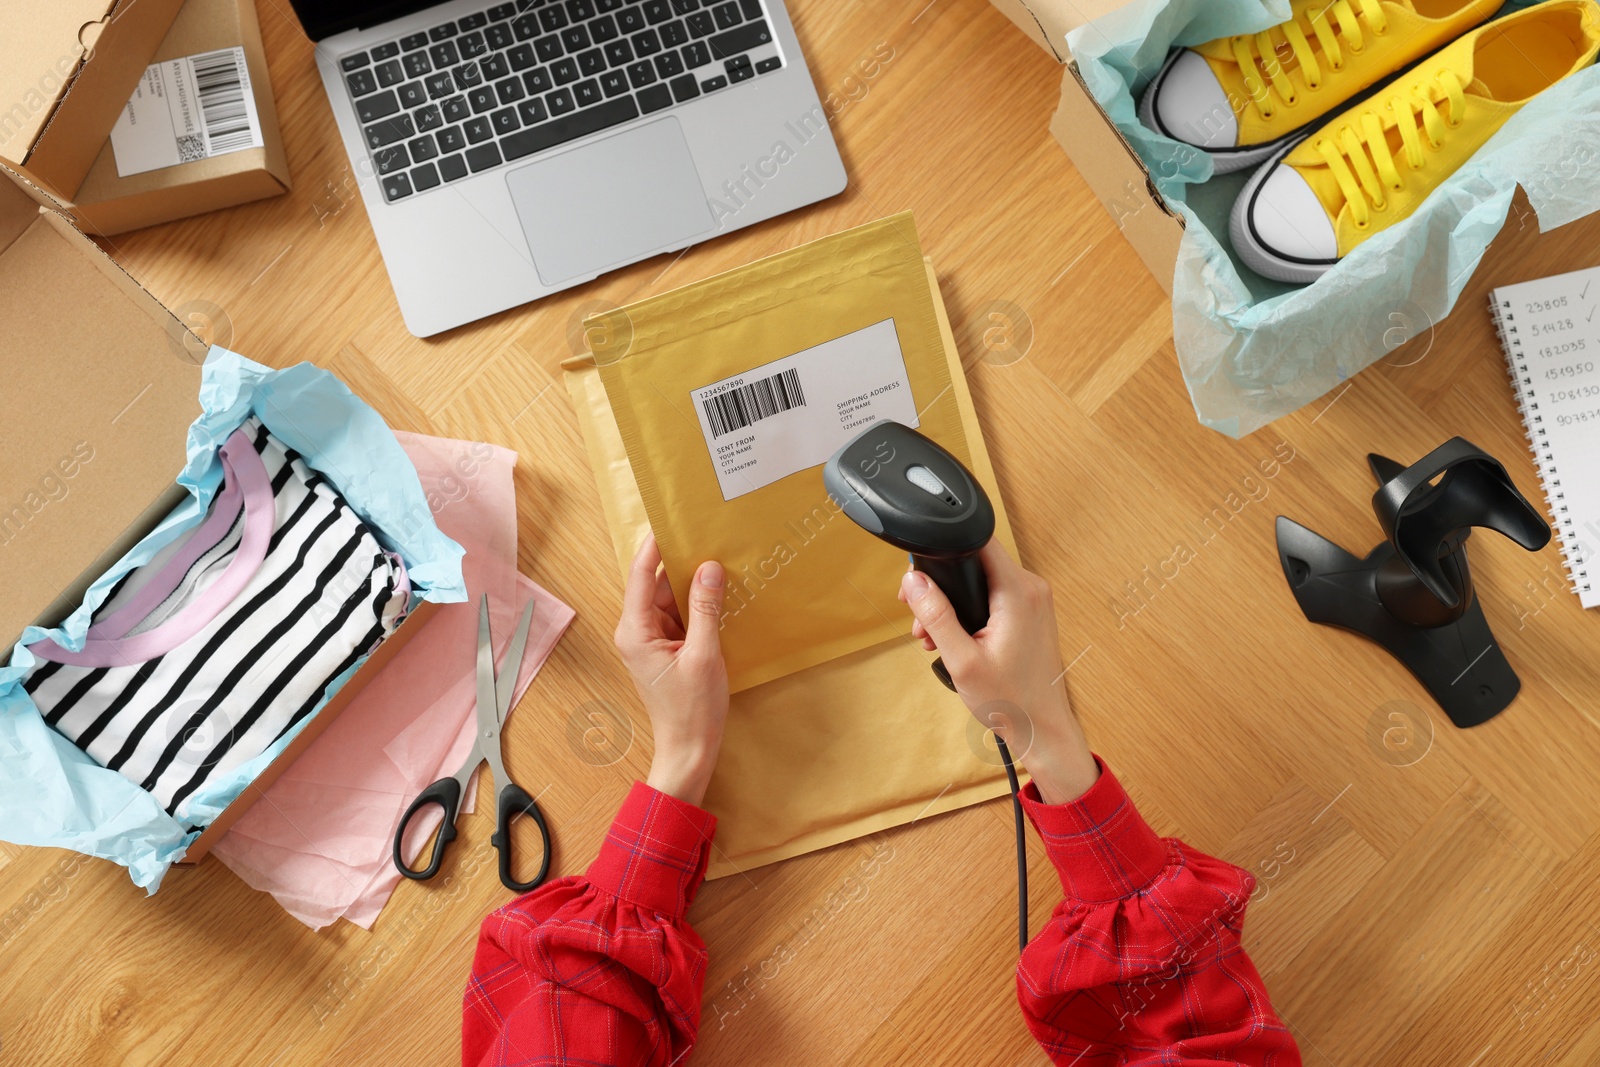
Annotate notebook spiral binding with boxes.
[1491,295,1590,600]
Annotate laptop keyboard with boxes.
[339,0,784,202]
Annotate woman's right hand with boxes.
[897,539,1100,805]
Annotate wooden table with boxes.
[5,0,1600,1063]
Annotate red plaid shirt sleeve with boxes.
[463,763,1299,1067]
[462,781,717,1067]
[1017,757,1302,1066]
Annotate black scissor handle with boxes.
[491,782,552,893]
[393,776,463,881]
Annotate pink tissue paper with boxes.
[209,433,574,929]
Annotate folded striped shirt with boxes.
[23,417,409,826]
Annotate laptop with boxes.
[288,0,847,337]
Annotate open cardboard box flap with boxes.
[0,164,201,648]
[0,0,186,202]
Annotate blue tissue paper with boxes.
[0,348,466,891]
[1068,0,1600,436]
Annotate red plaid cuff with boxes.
[586,781,718,918]
[1020,756,1171,905]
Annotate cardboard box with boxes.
[0,165,429,867]
[992,0,1187,294]
[0,0,187,203]
[71,0,291,236]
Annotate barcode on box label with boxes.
[109,46,265,178]
[192,49,256,155]
[700,368,806,439]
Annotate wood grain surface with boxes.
[3,0,1599,1064]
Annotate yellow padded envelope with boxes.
[562,215,1017,878]
[591,213,975,693]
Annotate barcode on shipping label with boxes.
[701,368,807,439]
[690,319,920,502]
[110,47,266,178]
[193,49,257,154]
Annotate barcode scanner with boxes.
[823,420,1030,951]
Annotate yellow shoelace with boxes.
[1312,70,1465,228]
[1231,0,1389,119]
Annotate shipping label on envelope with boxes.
[690,319,919,501]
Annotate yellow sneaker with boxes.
[1232,0,1600,282]
[1140,0,1504,173]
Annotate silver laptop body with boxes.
[293,0,846,336]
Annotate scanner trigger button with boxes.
[905,464,945,496]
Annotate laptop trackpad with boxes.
[506,117,714,286]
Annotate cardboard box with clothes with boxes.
[0,168,463,890]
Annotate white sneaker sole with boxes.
[1228,136,1340,284]
[1138,49,1293,175]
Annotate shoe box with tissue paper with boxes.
[0,0,289,237]
[990,0,1600,437]
[0,169,463,890]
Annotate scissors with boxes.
[393,594,552,892]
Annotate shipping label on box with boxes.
[110,46,264,177]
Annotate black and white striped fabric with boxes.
[23,417,408,825]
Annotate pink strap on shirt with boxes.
[28,427,276,669]
[85,459,246,643]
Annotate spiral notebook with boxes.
[1491,267,1600,609]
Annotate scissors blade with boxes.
[475,595,500,742]
[494,599,536,724]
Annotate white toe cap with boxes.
[1154,50,1238,149]
[1248,164,1338,261]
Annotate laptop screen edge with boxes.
[287,0,447,41]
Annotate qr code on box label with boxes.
[177,135,206,163]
